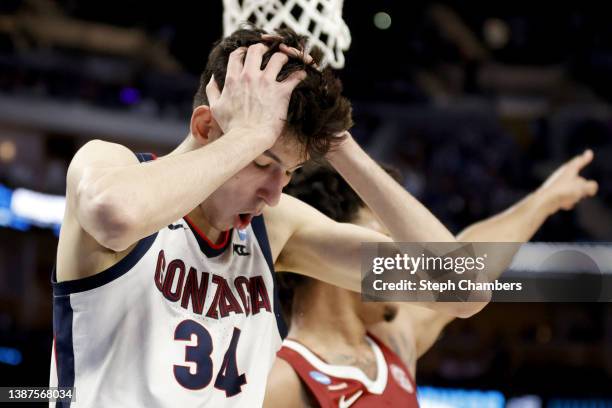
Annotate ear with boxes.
[190,105,221,145]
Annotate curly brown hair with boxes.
[193,27,353,159]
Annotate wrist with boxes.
[225,125,277,150]
[326,132,357,165]
[531,188,559,217]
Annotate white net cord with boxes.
[223,0,351,69]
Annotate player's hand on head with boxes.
[205,43,306,146]
[260,35,317,67]
[538,149,599,213]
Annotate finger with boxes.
[205,75,221,104]
[584,179,599,196]
[570,149,594,172]
[243,43,269,73]
[261,34,283,42]
[226,47,247,82]
[281,70,307,92]
[279,43,314,65]
[264,52,289,80]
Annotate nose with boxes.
[258,168,291,207]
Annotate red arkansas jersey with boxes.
[277,334,419,407]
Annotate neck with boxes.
[186,205,225,245]
[289,283,368,351]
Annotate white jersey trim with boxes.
[282,336,388,394]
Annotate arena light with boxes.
[0,140,17,163]
[11,188,65,226]
[373,12,392,30]
[417,386,505,408]
[0,184,64,233]
[120,87,141,105]
[0,347,22,366]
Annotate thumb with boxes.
[584,179,599,196]
[205,74,221,104]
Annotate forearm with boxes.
[447,189,555,312]
[327,137,455,242]
[78,129,268,249]
[456,189,553,242]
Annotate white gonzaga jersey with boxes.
[50,153,287,407]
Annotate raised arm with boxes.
[268,193,479,318]
[268,193,393,292]
[369,150,599,371]
[71,45,305,252]
[457,149,598,242]
[327,133,456,243]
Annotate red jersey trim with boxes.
[183,215,231,250]
[135,152,230,251]
[281,337,388,394]
[278,333,420,407]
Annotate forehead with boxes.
[267,134,308,168]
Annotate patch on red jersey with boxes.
[309,370,332,385]
[338,389,364,408]
[390,363,414,393]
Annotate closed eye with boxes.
[254,161,271,169]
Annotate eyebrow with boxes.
[263,150,284,165]
[263,150,306,171]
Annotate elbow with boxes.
[454,297,490,319]
[77,174,136,251]
[454,303,486,319]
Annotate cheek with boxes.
[225,171,261,197]
[236,168,271,189]
[209,179,242,208]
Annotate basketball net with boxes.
[222,0,351,69]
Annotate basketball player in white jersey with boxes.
[264,152,598,407]
[49,27,485,407]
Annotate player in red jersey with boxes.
[264,151,597,407]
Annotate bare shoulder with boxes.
[264,193,317,225]
[265,192,389,289]
[66,139,138,194]
[263,193,319,264]
[58,140,139,282]
[264,357,311,408]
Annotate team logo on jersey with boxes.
[168,223,186,231]
[390,363,414,393]
[238,228,248,241]
[233,244,251,256]
[338,390,363,408]
[309,371,332,385]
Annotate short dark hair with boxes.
[278,163,403,321]
[193,27,353,159]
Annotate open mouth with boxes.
[235,213,254,229]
